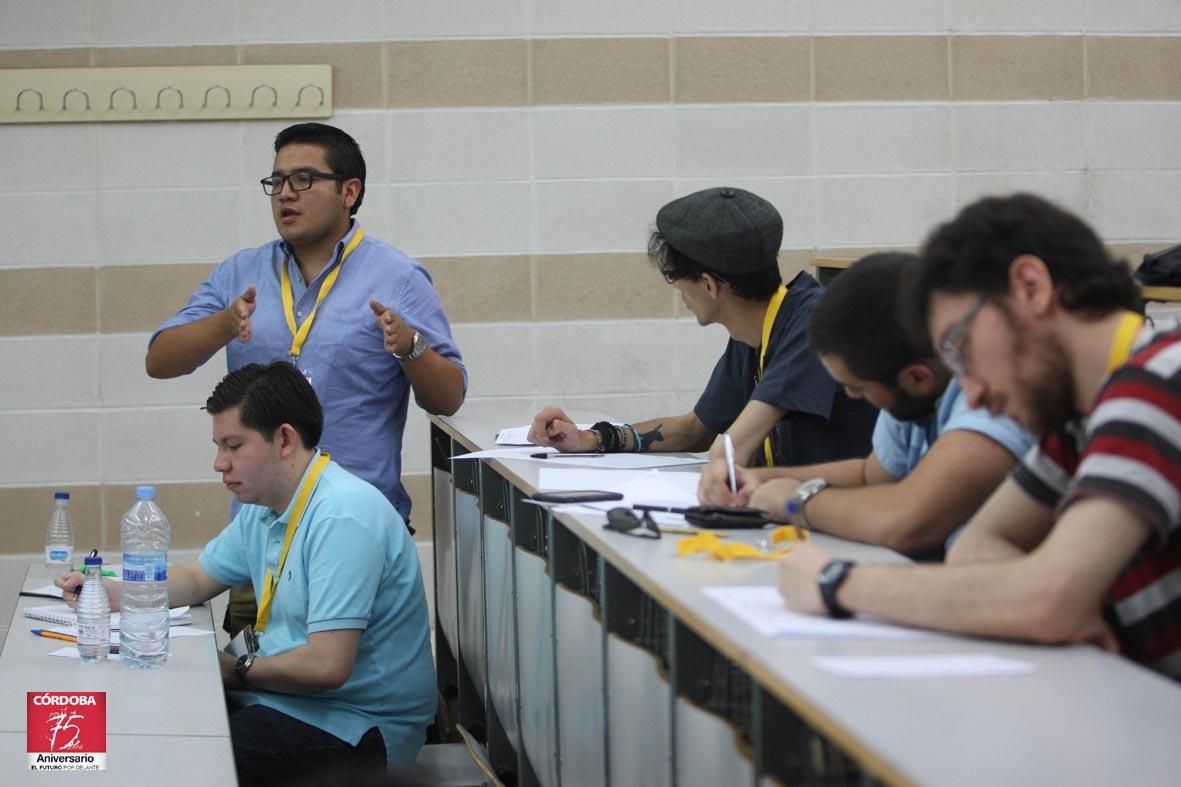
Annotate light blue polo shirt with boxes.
[873,377,1035,542]
[152,222,466,524]
[199,451,436,766]
[873,377,1034,479]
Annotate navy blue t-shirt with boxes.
[694,271,877,466]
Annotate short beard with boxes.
[886,388,940,422]
[1012,328,1076,435]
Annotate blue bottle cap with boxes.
[83,554,102,566]
[54,491,70,501]
[135,485,156,500]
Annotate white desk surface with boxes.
[433,408,1181,787]
[0,564,233,785]
[0,732,237,786]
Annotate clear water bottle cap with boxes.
[54,491,70,501]
[83,554,102,567]
[135,485,157,500]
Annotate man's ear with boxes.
[342,178,362,212]
[1008,254,1055,317]
[275,423,301,457]
[701,272,724,298]
[896,359,940,397]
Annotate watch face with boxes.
[819,560,845,584]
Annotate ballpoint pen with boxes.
[530,452,604,459]
[723,433,738,495]
[31,628,77,644]
[32,629,120,654]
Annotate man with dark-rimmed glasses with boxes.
[779,193,1181,682]
[146,123,466,633]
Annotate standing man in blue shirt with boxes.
[700,252,1033,557]
[530,187,877,473]
[147,123,466,630]
[59,361,436,783]
[148,122,465,520]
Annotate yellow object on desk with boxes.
[676,526,807,561]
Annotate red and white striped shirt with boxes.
[1014,325,1181,679]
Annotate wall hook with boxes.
[296,84,325,107]
[155,86,184,110]
[202,85,231,109]
[108,86,137,111]
[61,88,91,112]
[15,88,45,112]
[249,84,278,108]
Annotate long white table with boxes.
[0,564,235,786]
[429,409,1181,787]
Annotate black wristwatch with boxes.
[817,559,855,619]
[235,652,257,687]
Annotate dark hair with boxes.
[205,362,323,449]
[807,253,933,383]
[915,193,1141,323]
[274,123,366,215]
[647,231,782,301]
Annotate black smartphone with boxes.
[683,505,769,530]
[529,490,625,504]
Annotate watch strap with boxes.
[790,478,829,529]
[235,652,257,688]
[392,331,426,361]
[818,559,854,619]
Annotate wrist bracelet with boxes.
[626,424,642,453]
[590,421,615,453]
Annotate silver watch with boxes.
[392,331,426,361]
[789,477,829,529]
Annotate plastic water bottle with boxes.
[120,485,171,668]
[44,491,74,581]
[76,551,111,663]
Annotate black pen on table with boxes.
[530,452,605,459]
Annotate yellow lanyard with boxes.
[757,284,789,466]
[279,228,365,359]
[1106,311,1146,374]
[255,452,331,633]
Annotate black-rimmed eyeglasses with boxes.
[938,292,988,377]
[260,170,347,196]
[604,507,661,539]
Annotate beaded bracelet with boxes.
[626,424,642,453]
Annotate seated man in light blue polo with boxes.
[62,361,435,785]
[702,252,1034,558]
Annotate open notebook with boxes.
[24,604,192,629]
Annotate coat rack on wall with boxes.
[0,64,332,124]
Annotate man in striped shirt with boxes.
[777,193,1181,680]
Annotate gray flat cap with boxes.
[655,187,783,275]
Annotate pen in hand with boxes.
[723,433,738,496]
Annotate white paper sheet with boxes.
[496,424,594,445]
[539,453,706,470]
[812,654,1035,679]
[49,646,120,661]
[452,445,556,460]
[453,445,706,470]
[543,469,702,527]
[702,585,937,640]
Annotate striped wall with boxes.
[2,1,1180,552]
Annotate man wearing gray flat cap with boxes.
[530,187,877,488]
